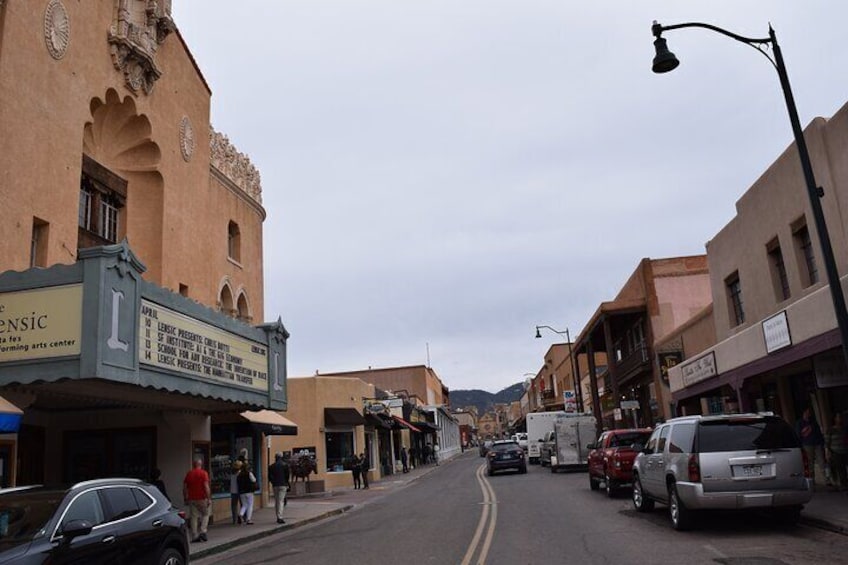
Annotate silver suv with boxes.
[631,413,812,530]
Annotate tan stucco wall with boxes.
[707,105,848,342]
[270,377,376,489]
[315,366,447,406]
[0,2,264,317]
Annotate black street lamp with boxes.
[651,20,848,370]
[534,325,583,412]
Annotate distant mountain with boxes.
[451,382,524,415]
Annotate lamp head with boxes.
[535,327,542,339]
[652,36,679,73]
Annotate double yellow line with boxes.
[461,464,498,565]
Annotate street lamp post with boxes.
[534,325,583,412]
[651,20,848,371]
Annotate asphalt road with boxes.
[196,451,848,565]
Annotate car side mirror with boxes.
[586,443,596,450]
[61,519,93,543]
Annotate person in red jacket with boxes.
[183,458,211,543]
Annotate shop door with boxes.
[18,425,44,485]
[0,442,13,487]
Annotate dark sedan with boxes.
[0,478,189,564]
[486,440,527,475]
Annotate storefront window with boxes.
[210,424,258,496]
[325,430,354,472]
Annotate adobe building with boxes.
[0,1,293,518]
[572,256,712,430]
[668,99,848,436]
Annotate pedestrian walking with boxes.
[351,454,362,489]
[359,452,369,489]
[182,458,211,543]
[826,412,848,490]
[797,407,827,486]
[423,444,431,465]
[400,447,409,473]
[237,462,257,525]
[434,443,440,466]
[268,452,290,524]
[409,445,417,469]
[150,468,169,501]
[230,460,242,524]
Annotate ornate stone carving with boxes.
[179,116,194,162]
[210,128,263,204]
[108,0,174,95]
[44,0,70,60]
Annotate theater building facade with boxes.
[0,0,291,518]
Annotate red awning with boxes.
[392,415,422,433]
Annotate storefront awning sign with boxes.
[324,408,366,427]
[240,410,297,435]
[392,415,422,433]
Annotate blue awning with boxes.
[0,397,23,432]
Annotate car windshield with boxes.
[608,431,651,448]
[491,442,519,452]
[0,490,65,550]
[698,417,800,452]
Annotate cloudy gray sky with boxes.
[173,1,848,393]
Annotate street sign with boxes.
[620,400,640,410]
[563,390,577,412]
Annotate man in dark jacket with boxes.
[268,452,290,524]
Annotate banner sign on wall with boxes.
[0,284,82,363]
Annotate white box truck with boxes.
[547,413,596,472]
[526,411,565,464]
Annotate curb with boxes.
[190,504,355,560]
[800,515,847,536]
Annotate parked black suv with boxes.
[0,478,189,564]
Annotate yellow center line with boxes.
[460,463,499,565]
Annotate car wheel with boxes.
[159,548,185,565]
[487,467,493,477]
[519,464,527,474]
[589,473,600,491]
[605,473,617,498]
[550,464,557,473]
[632,474,653,512]
[668,483,695,531]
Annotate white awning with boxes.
[239,410,298,435]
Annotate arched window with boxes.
[219,284,235,317]
[236,292,251,323]
[227,221,241,262]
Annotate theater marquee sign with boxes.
[0,242,289,411]
[139,300,268,392]
[0,284,82,362]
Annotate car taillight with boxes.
[687,453,701,482]
[802,448,811,478]
[178,510,187,520]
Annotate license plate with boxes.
[501,454,514,459]
[742,464,763,477]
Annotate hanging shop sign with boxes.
[681,351,717,387]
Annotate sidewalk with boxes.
[801,486,848,535]
[190,457,447,560]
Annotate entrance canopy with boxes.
[324,408,366,427]
[240,410,298,435]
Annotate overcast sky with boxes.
[173,2,848,393]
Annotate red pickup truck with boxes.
[587,428,652,497]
